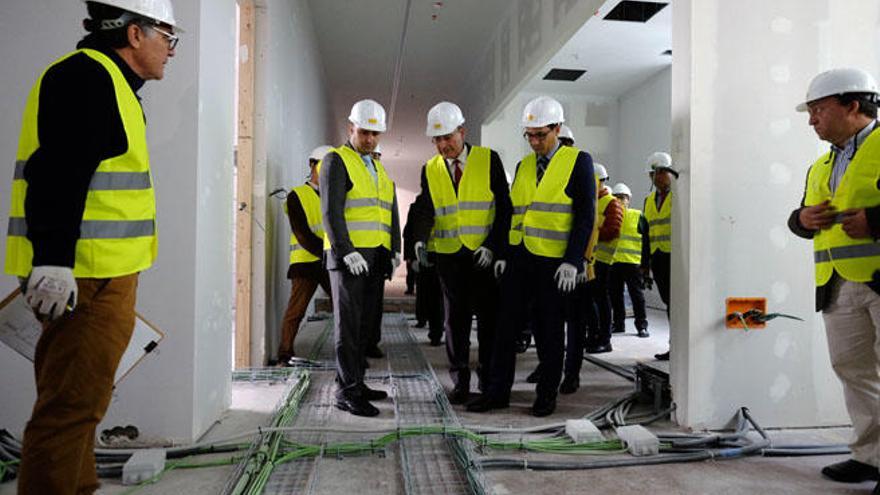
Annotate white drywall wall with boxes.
[258,0,334,363]
[671,0,879,428]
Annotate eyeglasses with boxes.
[523,129,553,141]
[149,25,179,50]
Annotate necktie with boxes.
[453,159,463,188]
[363,154,377,184]
[536,156,549,184]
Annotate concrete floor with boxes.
[1,308,875,494]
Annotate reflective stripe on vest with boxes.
[594,194,618,264]
[806,129,880,285]
[614,208,643,265]
[509,146,579,258]
[5,49,157,278]
[323,146,394,250]
[289,184,324,264]
[644,190,672,254]
[425,146,494,253]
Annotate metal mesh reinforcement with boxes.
[223,313,489,495]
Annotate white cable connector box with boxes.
[122,448,166,485]
[615,425,659,456]
[565,419,604,443]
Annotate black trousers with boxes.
[588,261,613,346]
[563,282,591,376]
[405,262,416,293]
[609,262,648,331]
[329,257,385,399]
[486,247,568,403]
[435,248,498,392]
[651,251,671,317]
[415,261,444,340]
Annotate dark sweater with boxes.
[22,35,145,268]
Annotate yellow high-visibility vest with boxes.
[644,190,672,254]
[6,49,157,278]
[288,184,324,264]
[323,146,394,250]
[425,146,494,253]
[614,208,643,265]
[509,146,578,258]
[593,193,618,264]
[806,129,880,285]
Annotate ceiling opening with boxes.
[543,68,587,81]
[604,1,668,23]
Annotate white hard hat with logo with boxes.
[611,183,632,197]
[309,145,333,162]
[646,152,679,178]
[594,163,609,181]
[84,0,182,30]
[426,102,465,137]
[521,96,565,128]
[796,68,879,112]
[349,99,387,132]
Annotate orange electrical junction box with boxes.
[725,297,767,329]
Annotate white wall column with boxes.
[672,0,879,428]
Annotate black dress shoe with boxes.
[365,346,384,359]
[559,375,579,394]
[585,343,612,354]
[429,336,443,346]
[637,328,650,338]
[448,387,471,405]
[515,335,531,353]
[466,394,509,412]
[532,397,556,417]
[360,384,388,401]
[821,459,880,483]
[611,325,625,334]
[525,368,541,384]
[655,350,670,361]
[335,396,380,417]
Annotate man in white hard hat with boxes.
[277,145,334,366]
[558,124,575,147]
[788,67,880,488]
[608,183,650,338]
[644,151,678,361]
[587,163,623,354]
[409,102,512,405]
[469,96,595,417]
[320,99,401,417]
[3,1,179,491]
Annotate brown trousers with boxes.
[18,274,138,495]
[278,271,331,360]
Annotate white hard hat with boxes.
[521,96,565,127]
[348,99,387,132]
[559,124,575,142]
[84,0,182,30]
[309,145,333,162]
[373,144,382,156]
[646,151,679,178]
[611,182,632,197]
[796,68,879,112]
[594,163,609,181]
[426,102,465,137]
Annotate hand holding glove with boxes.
[554,262,578,293]
[473,246,494,269]
[387,253,401,280]
[493,259,507,279]
[25,266,77,321]
[343,252,369,276]
[414,242,433,268]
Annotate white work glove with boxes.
[414,241,433,268]
[473,246,494,269]
[493,259,507,279]
[554,262,578,293]
[575,270,588,285]
[390,253,400,275]
[343,252,369,276]
[25,265,77,321]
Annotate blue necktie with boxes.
[362,154,377,184]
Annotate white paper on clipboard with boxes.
[0,289,164,385]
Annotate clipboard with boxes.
[0,288,164,385]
